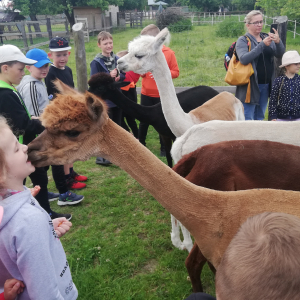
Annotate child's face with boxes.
[98,38,113,56]
[1,62,25,85]
[26,64,49,80]
[48,51,70,69]
[1,127,35,187]
[285,63,300,75]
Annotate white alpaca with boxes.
[117,28,245,252]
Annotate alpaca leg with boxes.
[171,214,184,249]
[185,243,207,293]
[180,222,194,252]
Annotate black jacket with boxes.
[0,85,44,145]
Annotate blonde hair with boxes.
[244,10,263,24]
[216,212,300,300]
[97,31,113,44]
[141,24,160,37]
[0,116,9,189]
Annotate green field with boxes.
[22,22,300,300]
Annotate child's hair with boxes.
[97,31,113,44]
[0,61,18,73]
[141,24,160,37]
[0,116,9,189]
[216,212,300,300]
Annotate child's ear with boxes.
[68,51,71,56]
[1,64,8,73]
[25,65,31,71]
[97,42,102,49]
[48,52,52,59]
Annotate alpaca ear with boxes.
[151,28,170,53]
[53,79,78,96]
[85,92,105,122]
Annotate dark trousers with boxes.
[108,106,122,125]
[51,165,68,194]
[28,167,51,213]
[138,94,164,150]
[121,88,139,138]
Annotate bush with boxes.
[215,18,245,38]
[156,11,192,32]
[169,17,192,32]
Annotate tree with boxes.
[119,0,147,11]
[187,0,231,11]
[49,0,124,27]
[231,0,256,11]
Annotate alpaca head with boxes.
[28,80,109,167]
[117,27,170,75]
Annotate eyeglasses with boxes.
[248,20,263,26]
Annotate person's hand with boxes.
[52,217,72,238]
[269,28,280,44]
[30,185,40,197]
[110,68,118,78]
[115,76,120,82]
[263,35,272,46]
[271,119,277,121]
[4,279,25,300]
[31,116,40,120]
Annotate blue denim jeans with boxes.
[243,83,269,120]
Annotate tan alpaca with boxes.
[28,81,300,270]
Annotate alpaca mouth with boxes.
[28,151,49,167]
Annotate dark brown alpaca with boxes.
[173,140,300,292]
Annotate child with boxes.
[269,50,300,121]
[139,24,179,157]
[18,48,84,207]
[90,31,125,165]
[185,212,300,300]
[0,44,69,220]
[116,50,140,138]
[0,116,76,299]
[45,37,88,191]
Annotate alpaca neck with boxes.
[107,89,159,125]
[152,50,195,137]
[100,119,221,237]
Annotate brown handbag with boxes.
[225,36,254,103]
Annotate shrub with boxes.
[169,17,192,32]
[216,18,245,38]
[156,11,192,32]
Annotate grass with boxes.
[21,21,300,299]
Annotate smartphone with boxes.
[270,23,278,33]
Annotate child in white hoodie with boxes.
[0,116,77,300]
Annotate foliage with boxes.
[119,0,147,11]
[12,0,51,16]
[156,11,183,30]
[168,17,193,32]
[187,0,231,12]
[231,0,256,11]
[215,17,245,38]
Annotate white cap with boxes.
[279,51,300,68]
[0,45,37,65]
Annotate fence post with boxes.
[204,12,205,20]
[238,15,240,22]
[20,21,29,53]
[212,15,213,25]
[274,16,288,77]
[46,18,52,40]
[65,20,70,41]
[224,12,225,19]
[294,20,296,39]
[27,23,33,45]
[72,22,88,93]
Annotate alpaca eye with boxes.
[64,130,80,138]
[135,54,144,59]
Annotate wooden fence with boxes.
[0,18,70,52]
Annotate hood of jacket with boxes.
[0,187,42,230]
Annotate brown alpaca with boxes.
[28,81,300,278]
[173,140,300,292]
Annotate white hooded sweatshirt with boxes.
[0,188,78,299]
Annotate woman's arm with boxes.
[236,36,265,65]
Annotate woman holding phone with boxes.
[235,10,285,120]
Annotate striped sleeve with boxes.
[29,82,40,116]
